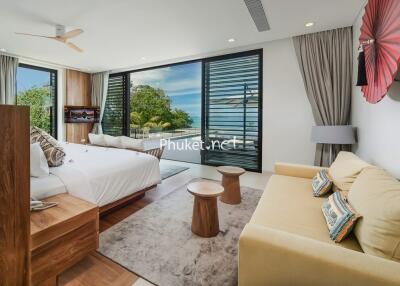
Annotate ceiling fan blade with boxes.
[60,29,83,39]
[66,42,83,53]
[15,32,54,39]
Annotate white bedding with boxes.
[31,174,67,200]
[48,143,161,206]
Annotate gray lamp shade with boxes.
[311,125,356,145]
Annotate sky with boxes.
[17,66,50,93]
[17,63,203,126]
[130,62,202,124]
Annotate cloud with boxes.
[130,67,171,85]
[167,88,200,97]
[130,64,201,95]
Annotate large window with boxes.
[103,50,262,171]
[17,64,58,138]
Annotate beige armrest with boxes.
[274,162,326,179]
[239,224,400,286]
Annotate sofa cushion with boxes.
[250,175,362,252]
[321,192,361,242]
[348,167,400,261]
[312,170,332,197]
[328,151,370,192]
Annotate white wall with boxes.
[351,10,400,178]
[261,38,315,171]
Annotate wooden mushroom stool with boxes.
[217,166,246,204]
[187,181,224,238]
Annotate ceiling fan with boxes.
[15,24,84,52]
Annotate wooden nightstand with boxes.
[30,193,99,286]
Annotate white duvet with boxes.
[50,143,161,206]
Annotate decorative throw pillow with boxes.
[321,191,361,242]
[347,167,400,261]
[30,127,65,167]
[312,170,333,197]
[328,151,370,192]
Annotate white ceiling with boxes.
[0,0,365,72]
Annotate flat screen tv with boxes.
[64,106,100,123]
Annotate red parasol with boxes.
[359,0,400,104]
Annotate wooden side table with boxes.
[30,193,99,286]
[187,182,224,238]
[217,166,246,205]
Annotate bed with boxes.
[31,142,161,213]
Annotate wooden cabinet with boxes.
[30,194,99,285]
[0,105,30,286]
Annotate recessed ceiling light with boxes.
[305,22,315,27]
[0,48,6,52]
[228,38,236,43]
[141,57,146,60]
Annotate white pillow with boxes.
[30,143,49,178]
[120,136,144,150]
[104,134,122,148]
[88,133,106,146]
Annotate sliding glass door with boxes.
[129,62,202,163]
[102,49,262,171]
[202,50,262,172]
[16,64,58,138]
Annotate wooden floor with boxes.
[59,252,138,286]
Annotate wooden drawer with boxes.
[31,219,98,285]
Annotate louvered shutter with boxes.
[202,51,262,172]
[102,74,128,136]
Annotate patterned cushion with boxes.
[312,170,332,197]
[321,192,361,242]
[30,127,65,167]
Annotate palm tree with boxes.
[144,116,171,129]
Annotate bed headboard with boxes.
[0,105,31,285]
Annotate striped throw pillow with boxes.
[321,192,361,242]
[312,170,332,197]
[30,127,65,167]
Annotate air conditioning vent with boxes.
[244,0,270,32]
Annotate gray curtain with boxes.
[91,72,109,134]
[293,27,352,166]
[0,55,19,104]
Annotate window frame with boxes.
[17,63,58,139]
[107,49,263,172]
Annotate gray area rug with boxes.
[99,179,263,286]
[160,165,190,180]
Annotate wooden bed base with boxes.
[99,184,157,215]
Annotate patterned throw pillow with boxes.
[321,192,361,242]
[312,170,333,197]
[30,127,65,167]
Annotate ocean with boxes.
[191,116,201,128]
[190,115,258,128]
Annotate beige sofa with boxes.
[239,162,400,286]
